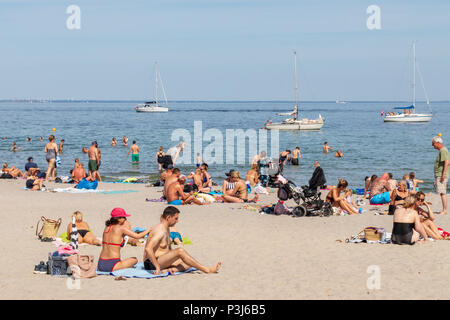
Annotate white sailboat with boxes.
[135,62,169,112]
[383,41,432,122]
[336,99,347,104]
[265,52,324,130]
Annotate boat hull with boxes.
[383,114,432,122]
[135,104,169,112]
[265,120,324,130]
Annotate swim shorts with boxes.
[132,154,139,163]
[434,177,448,194]
[168,199,182,205]
[144,259,156,271]
[370,191,391,204]
[88,159,98,172]
[26,179,34,189]
[170,231,182,243]
[291,158,299,165]
[97,258,121,272]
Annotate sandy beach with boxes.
[0,179,449,300]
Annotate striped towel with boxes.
[70,217,79,250]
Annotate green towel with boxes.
[182,237,192,245]
[59,232,70,242]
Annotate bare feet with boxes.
[249,194,259,203]
[438,211,448,215]
[207,262,222,273]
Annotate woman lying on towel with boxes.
[391,196,428,245]
[325,179,359,215]
[97,208,151,272]
[1,162,24,178]
[66,211,101,246]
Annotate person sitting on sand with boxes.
[245,164,260,187]
[166,175,203,205]
[387,173,397,191]
[143,206,221,275]
[369,173,393,204]
[25,168,44,191]
[325,179,359,215]
[388,180,410,215]
[24,157,38,177]
[73,158,81,170]
[223,171,258,203]
[406,172,423,195]
[364,175,377,199]
[72,163,87,184]
[163,168,181,198]
[66,211,101,246]
[222,170,237,196]
[335,149,343,158]
[391,196,428,245]
[413,192,443,240]
[192,168,211,193]
[1,163,24,178]
[97,208,151,272]
[199,163,213,191]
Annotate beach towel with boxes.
[438,227,450,239]
[96,262,196,279]
[146,196,166,202]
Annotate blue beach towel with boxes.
[96,262,196,279]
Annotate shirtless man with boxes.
[166,175,203,205]
[223,171,258,203]
[122,136,128,147]
[127,140,140,165]
[58,139,65,154]
[369,173,393,204]
[88,141,100,180]
[323,142,333,153]
[143,206,221,274]
[192,168,211,192]
[291,147,301,165]
[72,163,87,183]
[160,165,173,186]
[163,168,180,198]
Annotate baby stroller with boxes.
[267,161,282,188]
[276,174,332,217]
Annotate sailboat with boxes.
[135,62,169,112]
[336,99,347,104]
[383,41,432,122]
[265,52,324,130]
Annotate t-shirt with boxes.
[434,147,450,179]
[25,162,38,172]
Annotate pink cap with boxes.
[110,207,131,218]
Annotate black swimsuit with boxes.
[391,222,415,245]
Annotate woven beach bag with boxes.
[36,216,62,240]
[364,227,382,241]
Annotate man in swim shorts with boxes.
[369,173,393,204]
[127,140,140,165]
[166,175,203,205]
[143,206,221,275]
[88,141,100,179]
[291,147,301,165]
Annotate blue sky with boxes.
[0,0,449,100]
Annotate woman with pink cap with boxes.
[97,208,151,272]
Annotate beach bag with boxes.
[364,227,382,241]
[47,253,69,276]
[36,216,62,240]
[67,254,97,279]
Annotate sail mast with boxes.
[412,41,416,109]
[154,62,158,105]
[294,51,298,120]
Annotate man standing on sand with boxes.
[127,140,140,165]
[143,206,221,274]
[432,136,449,215]
[88,141,100,180]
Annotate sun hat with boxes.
[110,207,131,218]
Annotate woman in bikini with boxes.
[414,192,444,240]
[325,179,359,215]
[66,211,101,246]
[1,163,24,178]
[391,196,428,245]
[97,208,152,272]
[388,180,410,215]
[245,164,260,187]
[44,135,58,181]
[155,147,165,170]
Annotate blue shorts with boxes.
[370,191,391,204]
[170,232,182,243]
[168,199,182,205]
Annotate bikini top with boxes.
[102,225,125,247]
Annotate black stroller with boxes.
[276,174,332,217]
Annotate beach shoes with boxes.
[40,237,53,242]
[33,261,48,274]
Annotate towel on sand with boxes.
[96,262,196,279]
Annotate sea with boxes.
[0,100,447,192]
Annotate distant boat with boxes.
[336,99,347,104]
[265,52,324,131]
[383,41,432,123]
[135,62,169,113]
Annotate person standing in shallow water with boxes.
[291,147,301,165]
[127,140,140,165]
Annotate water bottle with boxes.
[378,228,386,242]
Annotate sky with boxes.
[0,0,449,101]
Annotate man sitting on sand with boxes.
[143,206,221,275]
[166,175,203,205]
[163,168,180,198]
[223,171,258,203]
[160,165,174,186]
[72,163,87,183]
[369,173,393,204]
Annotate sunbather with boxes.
[97,208,151,272]
[326,179,359,215]
[66,211,101,246]
[25,168,43,191]
[143,206,221,275]
[245,164,260,187]
[2,163,24,178]
[391,196,428,245]
[413,192,443,240]
[222,171,258,203]
[166,175,203,205]
[388,180,410,215]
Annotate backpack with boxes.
[277,185,290,201]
